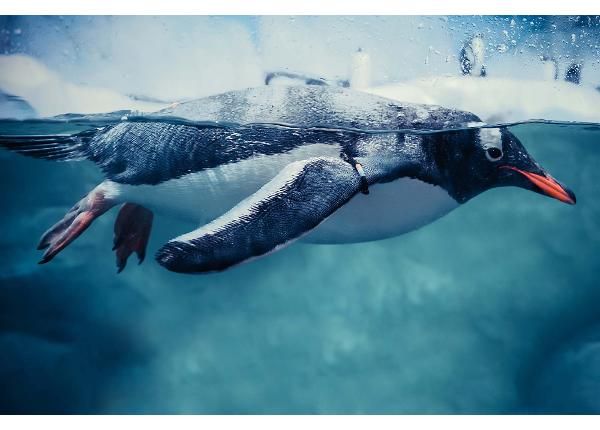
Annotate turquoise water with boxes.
[0,120,599,413]
[1,13,600,414]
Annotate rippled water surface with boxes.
[3,112,600,136]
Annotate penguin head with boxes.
[438,127,576,205]
[565,62,583,85]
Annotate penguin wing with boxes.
[155,157,362,273]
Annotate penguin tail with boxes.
[0,128,96,162]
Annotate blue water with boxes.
[0,118,599,413]
[1,14,600,414]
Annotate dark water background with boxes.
[1,119,599,413]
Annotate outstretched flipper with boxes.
[156,157,363,273]
[113,203,154,273]
[38,185,116,264]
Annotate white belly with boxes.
[113,144,341,224]
[109,150,459,244]
[304,178,459,243]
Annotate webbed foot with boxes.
[38,187,115,264]
[113,203,153,273]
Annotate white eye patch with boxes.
[473,127,504,162]
[479,127,503,150]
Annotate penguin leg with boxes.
[113,203,154,273]
[156,157,363,274]
[37,186,116,264]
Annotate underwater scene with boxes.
[1,15,600,414]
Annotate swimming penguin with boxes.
[0,86,575,274]
[460,33,487,77]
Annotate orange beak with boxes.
[500,166,576,205]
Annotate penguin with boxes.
[541,55,559,81]
[349,48,372,89]
[565,62,583,85]
[0,86,575,274]
[460,34,487,77]
[265,71,349,88]
[264,48,369,90]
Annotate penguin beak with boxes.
[500,166,576,205]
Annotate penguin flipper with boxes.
[156,157,362,274]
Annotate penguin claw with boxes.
[116,260,127,274]
[37,243,49,251]
[112,236,124,251]
[38,212,97,264]
[37,211,78,250]
[112,203,153,273]
[38,255,51,265]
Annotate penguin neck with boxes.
[420,133,481,204]
[350,133,467,201]
[356,142,435,188]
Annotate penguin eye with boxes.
[486,147,503,162]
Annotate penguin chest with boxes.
[304,178,460,244]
